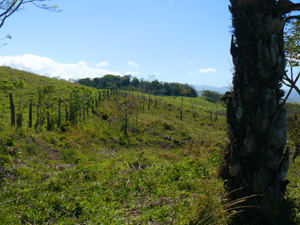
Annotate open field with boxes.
[0,67,299,224]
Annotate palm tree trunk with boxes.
[222,0,289,218]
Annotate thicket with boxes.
[76,74,197,97]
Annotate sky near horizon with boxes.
[0,0,234,87]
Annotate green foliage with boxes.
[287,113,300,161]
[77,75,198,97]
[0,78,26,92]
[101,113,109,120]
[285,20,300,67]
[163,122,174,130]
[60,120,72,132]
[200,89,223,103]
[60,148,80,164]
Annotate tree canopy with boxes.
[76,75,197,97]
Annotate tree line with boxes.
[75,74,197,97]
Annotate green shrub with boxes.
[60,121,72,132]
[163,122,174,130]
[5,136,15,147]
[101,113,109,120]
[24,143,37,156]
[16,113,23,127]
[60,148,80,164]
[173,138,181,144]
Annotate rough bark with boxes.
[222,0,290,219]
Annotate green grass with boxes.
[0,66,299,224]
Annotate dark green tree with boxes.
[200,89,223,103]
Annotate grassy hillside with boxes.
[0,66,299,224]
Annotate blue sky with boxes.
[0,0,233,87]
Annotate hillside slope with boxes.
[0,67,233,224]
[0,67,299,224]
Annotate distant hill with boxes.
[193,84,300,103]
[193,85,230,95]
[285,89,300,103]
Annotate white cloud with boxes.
[96,62,108,67]
[78,61,87,67]
[127,61,139,68]
[188,72,192,75]
[199,68,217,74]
[189,60,196,64]
[126,71,140,75]
[0,54,121,80]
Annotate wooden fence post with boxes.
[83,101,85,121]
[47,112,50,131]
[58,99,61,127]
[65,104,68,121]
[29,99,32,128]
[87,103,89,118]
[148,97,151,110]
[92,99,95,114]
[95,92,98,108]
[35,102,39,130]
[9,93,15,126]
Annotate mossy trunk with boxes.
[222,0,289,218]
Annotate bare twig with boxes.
[0,197,22,205]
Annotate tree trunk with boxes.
[222,0,289,220]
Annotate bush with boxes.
[60,148,80,164]
[173,139,181,144]
[163,122,174,130]
[101,113,109,120]
[60,121,72,132]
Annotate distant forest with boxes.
[76,75,197,97]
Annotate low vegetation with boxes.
[0,66,299,224]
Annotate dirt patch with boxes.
[47,149,61,161]
[157,141,172,149]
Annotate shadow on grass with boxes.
[228,197,298,225]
